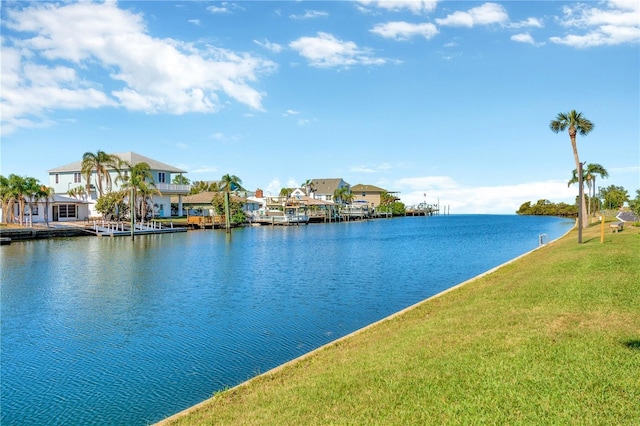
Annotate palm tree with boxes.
[302,179,315,196]
[81,150,122,198]
[585,163,608,215]
[550,110,594,230]
[0,175,12,224]
[219,174,244,193]
[35,186,54,227]
[117,162,160,221]
[219,174,243,232]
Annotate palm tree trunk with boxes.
[569,131,588,229]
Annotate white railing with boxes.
[155,183,190,194]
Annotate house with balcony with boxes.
[48,151,189,219]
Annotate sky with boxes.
[1,0,638,214]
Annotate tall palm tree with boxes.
[219,174,243,232]
[585,163,608,216]
[0,175,12,224]
[219,174,244,193]
[81,150,122,198]
[550,110,594,229]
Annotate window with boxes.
[59,204,77,218]
[158,172,166,183]
[29,206,39,216]
[74,172,81,183]
[55,173,59,184]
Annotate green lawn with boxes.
[159,222,640,425]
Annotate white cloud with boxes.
[370,21,439,40]
[188,19,201,26]
[509,17,544,29]
[550,0,640,47]
[290,10,328,20]
[283,109,299,116]
[1,1,275,134]
[511,33,535,45]
[253,38,283,53]
[289,32,386,68]
[357,0,438,15]
[191,166,219,174]
[394,176,577,214]
[436,2,509,27]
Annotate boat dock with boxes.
[90,221,187,237]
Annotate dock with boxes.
[90,221,187,237]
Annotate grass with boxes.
[158,221,639,425]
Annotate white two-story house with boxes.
[48,151,189,219]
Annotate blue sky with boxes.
[1,0,638,213]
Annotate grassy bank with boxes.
[159,223,640,425]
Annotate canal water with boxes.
[1,215,573,425]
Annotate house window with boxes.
[158,172,166,183]
[55,173,59,184]
[326,195,332,201]
[29,206,39,216]
[74,172,81,183]
[59,204,77,218]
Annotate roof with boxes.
[180,192,256,205]
[310,178,350,195]
[287,195,335,206]
[49,151,187,173]
[351,184,388,193]
[26,194,90,204]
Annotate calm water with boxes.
[1,215,573,425]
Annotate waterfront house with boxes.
[1,194,90,225]
[309,178,350,203]
[179,192,261,217]
[48,152,190,218]
[351,184,400,209]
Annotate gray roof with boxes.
[310,178,350,195]
[49,151,186,174]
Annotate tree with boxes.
[67,185,88,200]
[117,162,160,221]
[190,181,219,194]
[550,110,594,234]
[81,150,122,198]
[172,175,190,185]
[35,186,54,227]
[629,190,640,217]
[584,163,608,215]
[279,187,293,198]
[600,185,629,211]
[0,175,12,224]
[302,179,315,196]
[333,186,352,206]
[220,174,244,193]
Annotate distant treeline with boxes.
[516,200,577,217]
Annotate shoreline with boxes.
[155,221,576,425]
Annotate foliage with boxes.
[220,174,245,192]
[600,185,630,210]
[210,193,246,224]
[95,191,129,220]
[516,199,577,216]
[81,150,122,197]
[117,162,160,220]
[550,110,594,228]
[190,181,219,194]
[629,190,640,216]
[279,187,293,198]
[172,175,190,185]
[333,186,353,205]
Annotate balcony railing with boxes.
[155,183,190,194]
